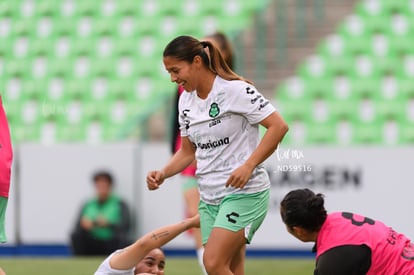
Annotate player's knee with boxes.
[203,249,225,274]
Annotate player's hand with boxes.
[80,217,94,230]
[187,214,200,229]
[225,163,254,189]
[146,170,165,190]
[96,216,108,227]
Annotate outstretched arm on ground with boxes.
[109,214,200,271]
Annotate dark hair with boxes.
[163,35,250,83]
[92,171,114,186]
[204,32,234,70]
[280,188,327,232]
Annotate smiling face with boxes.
[163,55,203,92]
[134,248,165,275]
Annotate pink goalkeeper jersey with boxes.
[316,212,414,275]
[0,96,12,198]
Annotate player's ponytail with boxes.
[280,188,327,232]
[200,40,251,84]
[163,35,251,84]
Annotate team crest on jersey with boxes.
[209,102,220,118]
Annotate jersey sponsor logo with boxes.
[245,86,255,94]
[209,118,221,127]
[258,100,270,111]
[182,109,191,129]
[197,137,229,149]
[226,212,240,224]
[209,102,220,118]
[245,86,269,111]
[250,94,262,104]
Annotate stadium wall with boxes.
[1,143,412,256]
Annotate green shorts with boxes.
[0,197,8,243]
[181,177,198,192]
[199,189,270,245]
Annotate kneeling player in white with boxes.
[95,215,200,275]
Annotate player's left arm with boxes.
[109,214,200,271]
[226,111,288,189]
[315,245,371,275]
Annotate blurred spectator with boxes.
[71,171,130,256]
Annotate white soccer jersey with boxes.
[94,250,134,275]
[179,76,276,205]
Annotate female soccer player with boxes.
[94,214,200,275]
[0,95,13,275]
[170,31,235,274]
[147,35,288,275]
[280,188,414,275]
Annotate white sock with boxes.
[197,247,208,275]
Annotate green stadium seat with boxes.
[0,2,14,17]
[337,14,368,38]
[4,58,28,79]
[330,75,357,101]
[399,77,414,99]
[3,0,271,143]
[350,54,380,79]
[390,34,414,56]
[58,100,84,125]
[328,99,359,122]
[305,120,337,145]
[20,98,42,126]
[355,0,385,17]
[275,77,311,101]
[89,58,116,78]
[348,77,378,100]
[2,101,21,125]
[324,54,353,76]
[71,38,94,57]
[385,1,411,14]
[56,125,84,142]
[97,0,119,18]
[399,124,414,144]
[375,99,405,122]
[389,13,412,37]
[400,55,414,78]
[357,97,377,123]
[298,55,331,79]
[273,0,414,145]
[76,1,97,16]
[280,118,305,145]
[364,14,391,33]
[276,99,312,123]
[352,119,383,144]
[12,17,36,37]
[317,34,348,57]
[306,77,334,100]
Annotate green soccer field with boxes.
[0,257,314,274]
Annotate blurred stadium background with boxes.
[1,0,414,274]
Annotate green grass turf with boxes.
[0,257,314,274]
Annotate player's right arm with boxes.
[109,214,200,270]
[146,136,195,190]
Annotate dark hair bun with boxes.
[307,193,324,209]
